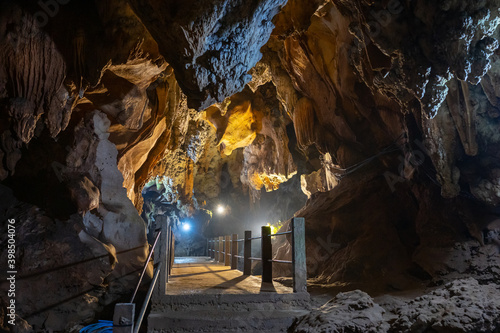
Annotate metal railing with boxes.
[207,217,307,293]
[113,223,175,333]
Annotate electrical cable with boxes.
[329,134,405,178]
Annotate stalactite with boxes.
[293,97,316,149]
[73,28,86,95]
[446,79,478,156]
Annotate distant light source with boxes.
[182,223,191,232]
[267,223,277,235]
[216,205,226,215]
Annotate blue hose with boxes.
[79,320,113,333]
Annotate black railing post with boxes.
[292,217,307,293]
[154,222,168,297]
[168,226,174,280]
[224,235,231,266]
[114,303,135,333]
[243,231,252,275]
[215,238,219,261]
[231,234,238,269]
[212,238,215,259]
[166,226,171,283]
[218,236,224,263]
[208,239,212,259]
[262,226,272,283]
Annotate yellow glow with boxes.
[217,101,261,156]
[267,223,277,235]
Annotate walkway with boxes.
[148,257,310,332]
[166,257,292,295]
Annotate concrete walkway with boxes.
[149,257,310,332]
[166,257,293,295]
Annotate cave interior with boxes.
[1,0,500,332]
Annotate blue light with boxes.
[182,223,191,232]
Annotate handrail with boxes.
[113,222,175,333]
[134,262,161,333]
[16,245,147,281]
[269,231,292,236]
[269,259,292,264]
[130,230,162,303]
[208,217,307,293]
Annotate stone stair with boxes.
[148,292,310,332]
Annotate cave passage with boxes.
[1,0,500,332]
[164,257,289,295]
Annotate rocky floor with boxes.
[290,278,500,333]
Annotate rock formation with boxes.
[291,278,500,332]
[0,0,500,331]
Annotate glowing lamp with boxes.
[216,205,225,214]
[182,223,191,232]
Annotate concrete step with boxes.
[152,292,310,312]
[148,308,310,333]
[148,293,310,332]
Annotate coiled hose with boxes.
[79,320,113,333]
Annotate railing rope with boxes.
[130,230,161,303]
[115,221,175,333]
[134,262,161,333]
[210,217,307,293]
